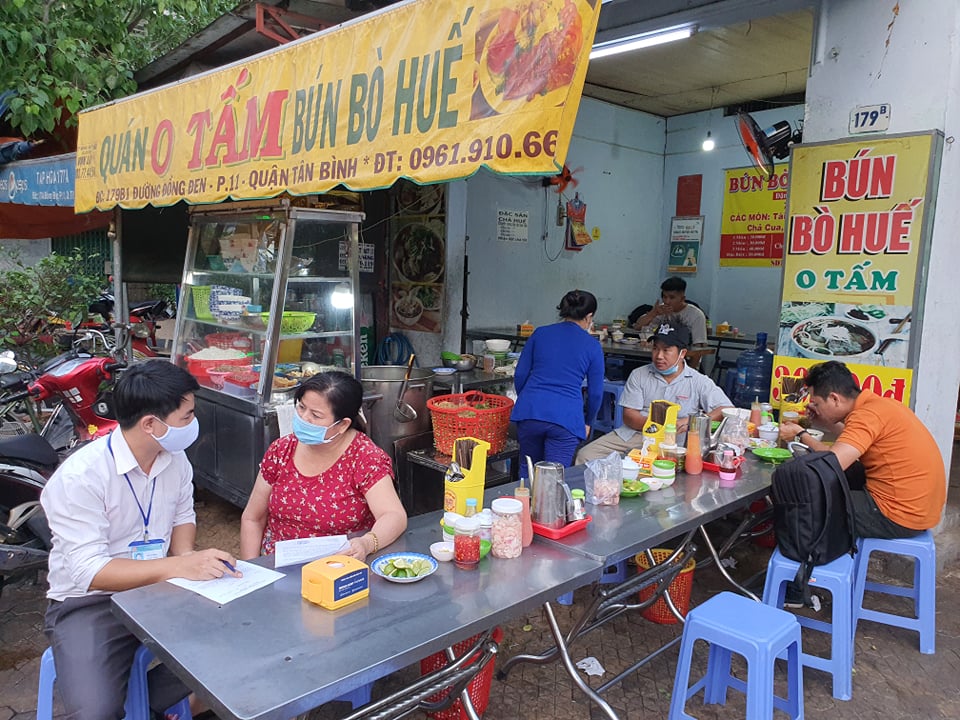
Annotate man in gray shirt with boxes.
[576,324,732,463]
[630,276,708,345]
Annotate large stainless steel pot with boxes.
[361,365,434,460]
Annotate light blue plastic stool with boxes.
[556,560,629,605]
[591,380,625,436]
[335,681,374,708]
[669,592,804,720]
[853,531,936,654]
[37,645,192,720]
[762,547,856,700]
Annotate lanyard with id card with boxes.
[108,435,165,561]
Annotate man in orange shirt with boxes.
[779,361,945,539]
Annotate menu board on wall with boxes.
[390,181,445,333]
[772,131,943,405]
[719,166,789,267]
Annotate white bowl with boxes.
[485,339,511,352]
[430,541,455,562]
[758,426,780,442]
[804,428,825,442]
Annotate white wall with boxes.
[461,97,666,333]
[803,0,960,471]
[0,238,51,268]
[662,105,805,337]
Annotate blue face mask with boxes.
[653,351,685,376]
[292,412,344,445]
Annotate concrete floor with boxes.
[3,448,959,720]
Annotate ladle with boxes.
[393,354,418,422]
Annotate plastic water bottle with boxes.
[732,332,774,408]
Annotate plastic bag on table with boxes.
[584,452,622,506]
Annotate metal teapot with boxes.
[529,460,573,529]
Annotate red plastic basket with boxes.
[635,549,696,625]
[205,332,253,352]
[427,392,513,454]
[420,627,503,720]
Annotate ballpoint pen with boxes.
[221,559,238,573]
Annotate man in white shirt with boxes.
[41,360,239,719]
[576,324,732,463]
[630,276,708,345]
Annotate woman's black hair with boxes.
[294,371,367,433]
[557,289,598,320]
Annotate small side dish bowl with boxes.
[479,539,492,559]
[484,339,511,352]
[430,541,455,562]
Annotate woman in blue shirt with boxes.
[511,290,605,475]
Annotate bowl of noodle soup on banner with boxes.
[790,316,879,360]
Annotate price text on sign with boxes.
[848,104,891,135]
[74,0,601,212]
[769,355,912,407]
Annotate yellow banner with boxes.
[777,133,938,370]
[770,355,912,407]
[75,0,600,212]
[719,165,789,267]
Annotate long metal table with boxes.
[111,511,603,720]
[489,459,775,717]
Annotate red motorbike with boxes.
[85,291,173,359]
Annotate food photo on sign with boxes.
[777,301,912,367]
[470,0,594,119]
[391,283,443,333]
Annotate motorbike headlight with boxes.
[132,324,151,339]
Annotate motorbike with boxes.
[0,336,127,594]
[85,289,174,358]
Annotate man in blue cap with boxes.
[576,323,732,463]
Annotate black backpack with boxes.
[771,451,857,606]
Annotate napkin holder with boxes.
[302,554,369,610]
[632,400,680,476]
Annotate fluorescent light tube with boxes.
[590,25,695,60]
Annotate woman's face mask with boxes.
[292,408,345,445]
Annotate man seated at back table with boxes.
[629,276,708,346]
[778,360,945,539]
[575,323,733,463]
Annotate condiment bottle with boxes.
[454,516,481,569]
[663,422,677,447]
[464,497,478,517]
[477,509,493,542]
[568,489,587,521]
[490,498,523,559]
[685,424,703,474]
[719,450,737,486]
[513,486,534,547]
[750,398,762,429]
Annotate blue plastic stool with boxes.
[853,531,936,654]
[600,559,629,585]
[556,591,574,605]
[762,547,856,700]
[37,645,192,720]
[335,681,374,709]
[669,592,804,720]
[591,381,625,436]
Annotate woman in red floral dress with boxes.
[239,372,407,560]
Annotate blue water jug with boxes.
[732,332,774,408]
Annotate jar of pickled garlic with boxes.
[491,498,523,559]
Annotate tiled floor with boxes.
[4,490,960,720]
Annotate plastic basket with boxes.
[420,627,503,720]
[635,549,696,625]
[261,311,316,334]
[427,392,513,453]
[191,285,214,320]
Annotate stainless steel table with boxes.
[111,511,603,720]
[431,369,513,394]
[490,459,775,714]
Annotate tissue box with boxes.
[302,555,369,610]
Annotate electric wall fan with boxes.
[736,111,802,178]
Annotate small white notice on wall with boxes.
[497,208,529,242]
[339,240,375,273]
[849,104,891,134]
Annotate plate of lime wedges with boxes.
[372,552,438,583]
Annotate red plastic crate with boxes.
[420,627,503,720]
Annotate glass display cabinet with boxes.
[172,204,363,505]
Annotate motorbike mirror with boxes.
[132,323,152,339]
[0,353,17,375]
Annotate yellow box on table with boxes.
[301,555,369,610]
[628,400,680,476]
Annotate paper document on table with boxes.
[274,535,350,568]
[168,561,283,604]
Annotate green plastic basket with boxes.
[261,311,316,334]
[191,285,214,320]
